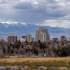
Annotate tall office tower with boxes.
[8,35,17,44]
[35,27,50,43]
[26,35,33,43]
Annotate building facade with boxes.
[26,35,33,43]
[8,35,17,44]
[35,27,50,43]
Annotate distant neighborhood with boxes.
[0,27,70,57]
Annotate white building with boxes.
[36,27,50,43]
[18,36,27,43]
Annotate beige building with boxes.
[26,35,33,43]
[36,27,50,43]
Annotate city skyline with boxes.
[0,26,70,57]
[0,0,70,68]
[0,27,70,42]
[0,25,70,38]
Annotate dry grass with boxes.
[0,57,70,67]
[0,57,70,63]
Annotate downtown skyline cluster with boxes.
[0,0,70,57]
[0,27,70,57]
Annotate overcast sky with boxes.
[0,0,70,28]
[0,0,70,38]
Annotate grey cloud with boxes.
[0,0,69,27]
[13,0,65,23]
[15,2,33,9]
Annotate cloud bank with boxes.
[0,0,70,28]
[36,19,70,28]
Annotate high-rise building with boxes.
[35,27,50,42]
[26,35,33,43]
[8,35,17,44]
[61,36,67,42]
[52,38,59,43]
[18,36,27,43]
